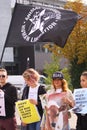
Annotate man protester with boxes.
[0,68,18,130]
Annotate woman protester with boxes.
[21,68,46,130]
[41,71,75,130]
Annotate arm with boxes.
[4,85,18,105]
[62,90,75,108]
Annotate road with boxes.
[15,109,77,130]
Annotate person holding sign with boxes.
[0,68,18,130]
[75,71,87,130]
[21,68,46,130]
[41,71,75,130]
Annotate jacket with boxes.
[0,83,17,119]
[22,85,46,118]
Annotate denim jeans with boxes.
[21,121,41,130]
[28,121,41,130]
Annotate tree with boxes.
[44,55,61,85]
[44,0,87,89]
[43,54,72,90]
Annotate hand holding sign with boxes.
[29,99,38,105]
[16,99,40,124]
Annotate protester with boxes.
[0,68,18,130]
[41,71,75,130]
[21,68,46,130]
[75,71,87,130]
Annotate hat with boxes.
[52,71,64,80]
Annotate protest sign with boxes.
[16,99,40,124]
[72,88,87,114]
[0,91,5,116]
[40,92,69,130]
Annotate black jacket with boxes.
[0,83,17,119]
[22,85,46,118]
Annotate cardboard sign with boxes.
[40,92,69,130]
[73,88,87,114]
[16,99,40,124]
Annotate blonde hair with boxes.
[52,79,69,92]
[22,68,40,81]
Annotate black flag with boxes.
[5,3,78,48]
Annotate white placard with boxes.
[0,91,6,116]
[72,88,87,114]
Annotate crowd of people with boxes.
[0,67,87,130]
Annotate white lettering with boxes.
[44,22,56,32]
[25,7,41,21]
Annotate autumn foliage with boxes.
[44,0,87,64]
[44,0,87,88]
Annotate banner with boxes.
[16,99,40,124]
[40,92,69,130]
[0,91,6,116]
[72,88,87,114]
[5,3,78,48]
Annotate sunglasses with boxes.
[0,75,6,78]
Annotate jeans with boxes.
[29,121,41,130]
[21,121,41,130]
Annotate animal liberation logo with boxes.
[21,7,61,43]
